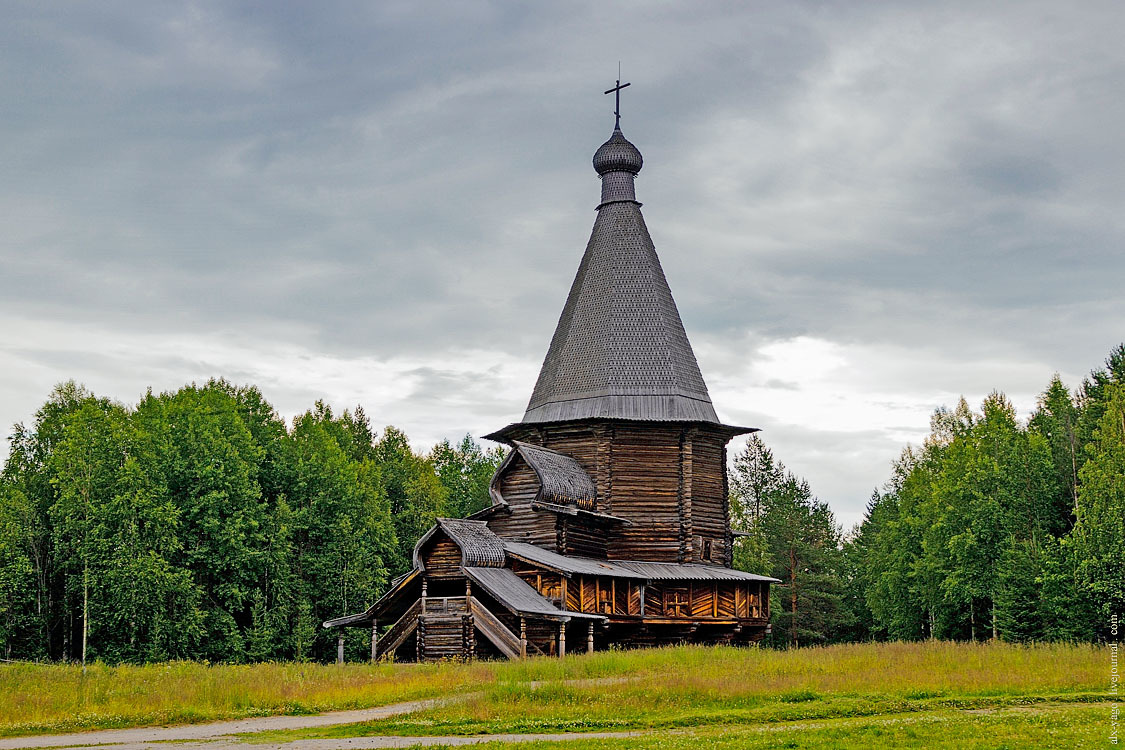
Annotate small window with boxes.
[702,539,713,562]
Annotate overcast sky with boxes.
[3,1,1123,528]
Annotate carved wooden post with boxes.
[587,621,594,653]
[558,621,566,658]
[465,578,472,607]
[370,619,378,663]
[519,616,527,659]
[336,630,345,665]
[421,579,428,615]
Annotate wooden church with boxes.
[324,85,777,661]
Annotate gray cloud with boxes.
[2,1,1123,527]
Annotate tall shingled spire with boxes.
[522,88,720,425]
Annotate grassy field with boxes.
[0,659,490,736]
[0,641,1114,748]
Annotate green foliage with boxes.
[0,486,35,658]
[853,344,1125,644]
[285,404,395,659]
[1070,381,1125,637]
[3,344,1120,661]
[374,426,448,576]
[0,380,496,663]
[730,436,847,647]
[430,434,506,519]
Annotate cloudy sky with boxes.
[3,1,1123,528]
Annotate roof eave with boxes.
[484,418,758,443]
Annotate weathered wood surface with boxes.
[377,599,421,659]
[488,456,556,546]
[420,536,462,578]
[468,598,522,659]
[496,422,735,566]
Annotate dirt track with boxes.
[0,690,640,750]
[0,698,446,749]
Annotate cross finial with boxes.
[604,72,631,130]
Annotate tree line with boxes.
[1,345,1121,663]
[0,380,503,663]
[730,343,1124,647]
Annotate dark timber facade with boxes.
[324,99,777,661]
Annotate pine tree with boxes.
[729,437,844,647]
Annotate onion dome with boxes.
[593,127,643,175]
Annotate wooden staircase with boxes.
[377,596,526,661]
[468,598,521,659]
[376,598,421,659]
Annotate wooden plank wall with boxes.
[417,616,467,661]
[513,559,766,623]
[690,431,729,564]
[493,420,737,567]
[535,424,601,488]
[420,535,461,578]
[561,517,608,558]
[605,425,683,562]
[487,457,556,547]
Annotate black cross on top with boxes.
[604,78,631,130]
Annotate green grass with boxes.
[0,641,1112,747]
[247,640,1104,738]
[0,660,491,737]
[424,702,1112,749]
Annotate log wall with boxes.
[419,535,461,578]
[690,432,730,565]
[604,424,684,562]
[496,421,735,565]
[561,517,609,558]
[487,456,556,546]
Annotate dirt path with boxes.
[0,679,645,750]
[0,697,462,750]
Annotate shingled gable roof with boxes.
[520,125,720,426]
[515,441,596,506]
[412,518,506,569]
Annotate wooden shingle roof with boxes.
[522,126,721,426]
[412,518,506,569]
[512,442,596,507]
